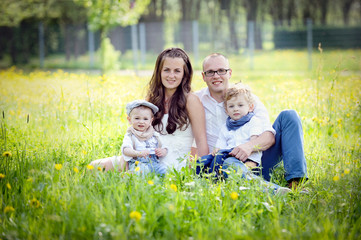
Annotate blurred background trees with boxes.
[0,0,360,69]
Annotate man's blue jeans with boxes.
[261,110,308,182]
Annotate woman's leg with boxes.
[90,156,128,172]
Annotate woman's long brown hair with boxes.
[146,48,193,134]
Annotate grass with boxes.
[0,50,360,239]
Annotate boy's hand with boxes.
[155,148,167,157]
[138,150,150,158]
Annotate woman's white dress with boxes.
[158,114,194,171]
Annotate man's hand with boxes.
[229,143,253,162]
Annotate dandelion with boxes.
[29,198,40,208]
[86,165,94,170]
[73,167,79,173]
[135,166,140,172]
[170,184,177,192]
[6,183,11,190]
[0,173,5,179]
[230,192,239,200]
[4,206,15,213]
[333,133,338,138]
[333,175,340,181]
[135,161,139,166]
[55,164,63,170]
[97,167,102,172]
[148,180,154,185]
[168,204,175,211]
[2,151,12,157]
[129,211,142,221]
[344,168,350,175]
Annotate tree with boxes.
[179,0,202,51]
[140,0,166,53]
[0,0,60,64]
[76,0,150,72]
[243,0,265,49]
[340,0,356,25]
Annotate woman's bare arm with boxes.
[187,93,209,157]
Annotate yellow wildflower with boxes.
[0,173,5,179]
[82,149,87,155]
[6,183,11,190]
[2,151,12,157]
[135,161,139,166]
[55,164,63,170]
[344,168,350,175]
[129,211,142,221]
[148,180,154,185]
[333,175,340,181]
[135,167,140,172]
[73,167,79,173]
[86,165,94,170]
[29,198,40,208]
[97,167,102,171]
[4,206,15,213]
[168,204,175,211]
[170,184,177,192]
[230,192,239,200]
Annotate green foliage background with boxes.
[0,50,360,239]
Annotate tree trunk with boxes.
[64,24,72,61]
[226,0,239,53]
[342,0,354,25]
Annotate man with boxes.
[195,53,307,188]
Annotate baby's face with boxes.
[127,107,153,132]
[225,94,253,121]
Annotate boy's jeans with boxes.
[129,154,167,175]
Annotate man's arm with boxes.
[230,131,275,161]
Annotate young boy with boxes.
[196,83,291,194]
[122,100,168,175]
[196,82,263,176]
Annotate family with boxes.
[90,47,307,191]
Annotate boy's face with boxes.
[127,107,153,132]
[225,94,254,121]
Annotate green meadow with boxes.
[0,50,360,239]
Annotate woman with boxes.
[90,48,208,172]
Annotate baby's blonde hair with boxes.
[224,82,255,107]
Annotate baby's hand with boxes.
[138,150,150,158]
[211,148,220,156]
[155,148,167,157]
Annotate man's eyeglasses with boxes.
[203,69,230,77]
